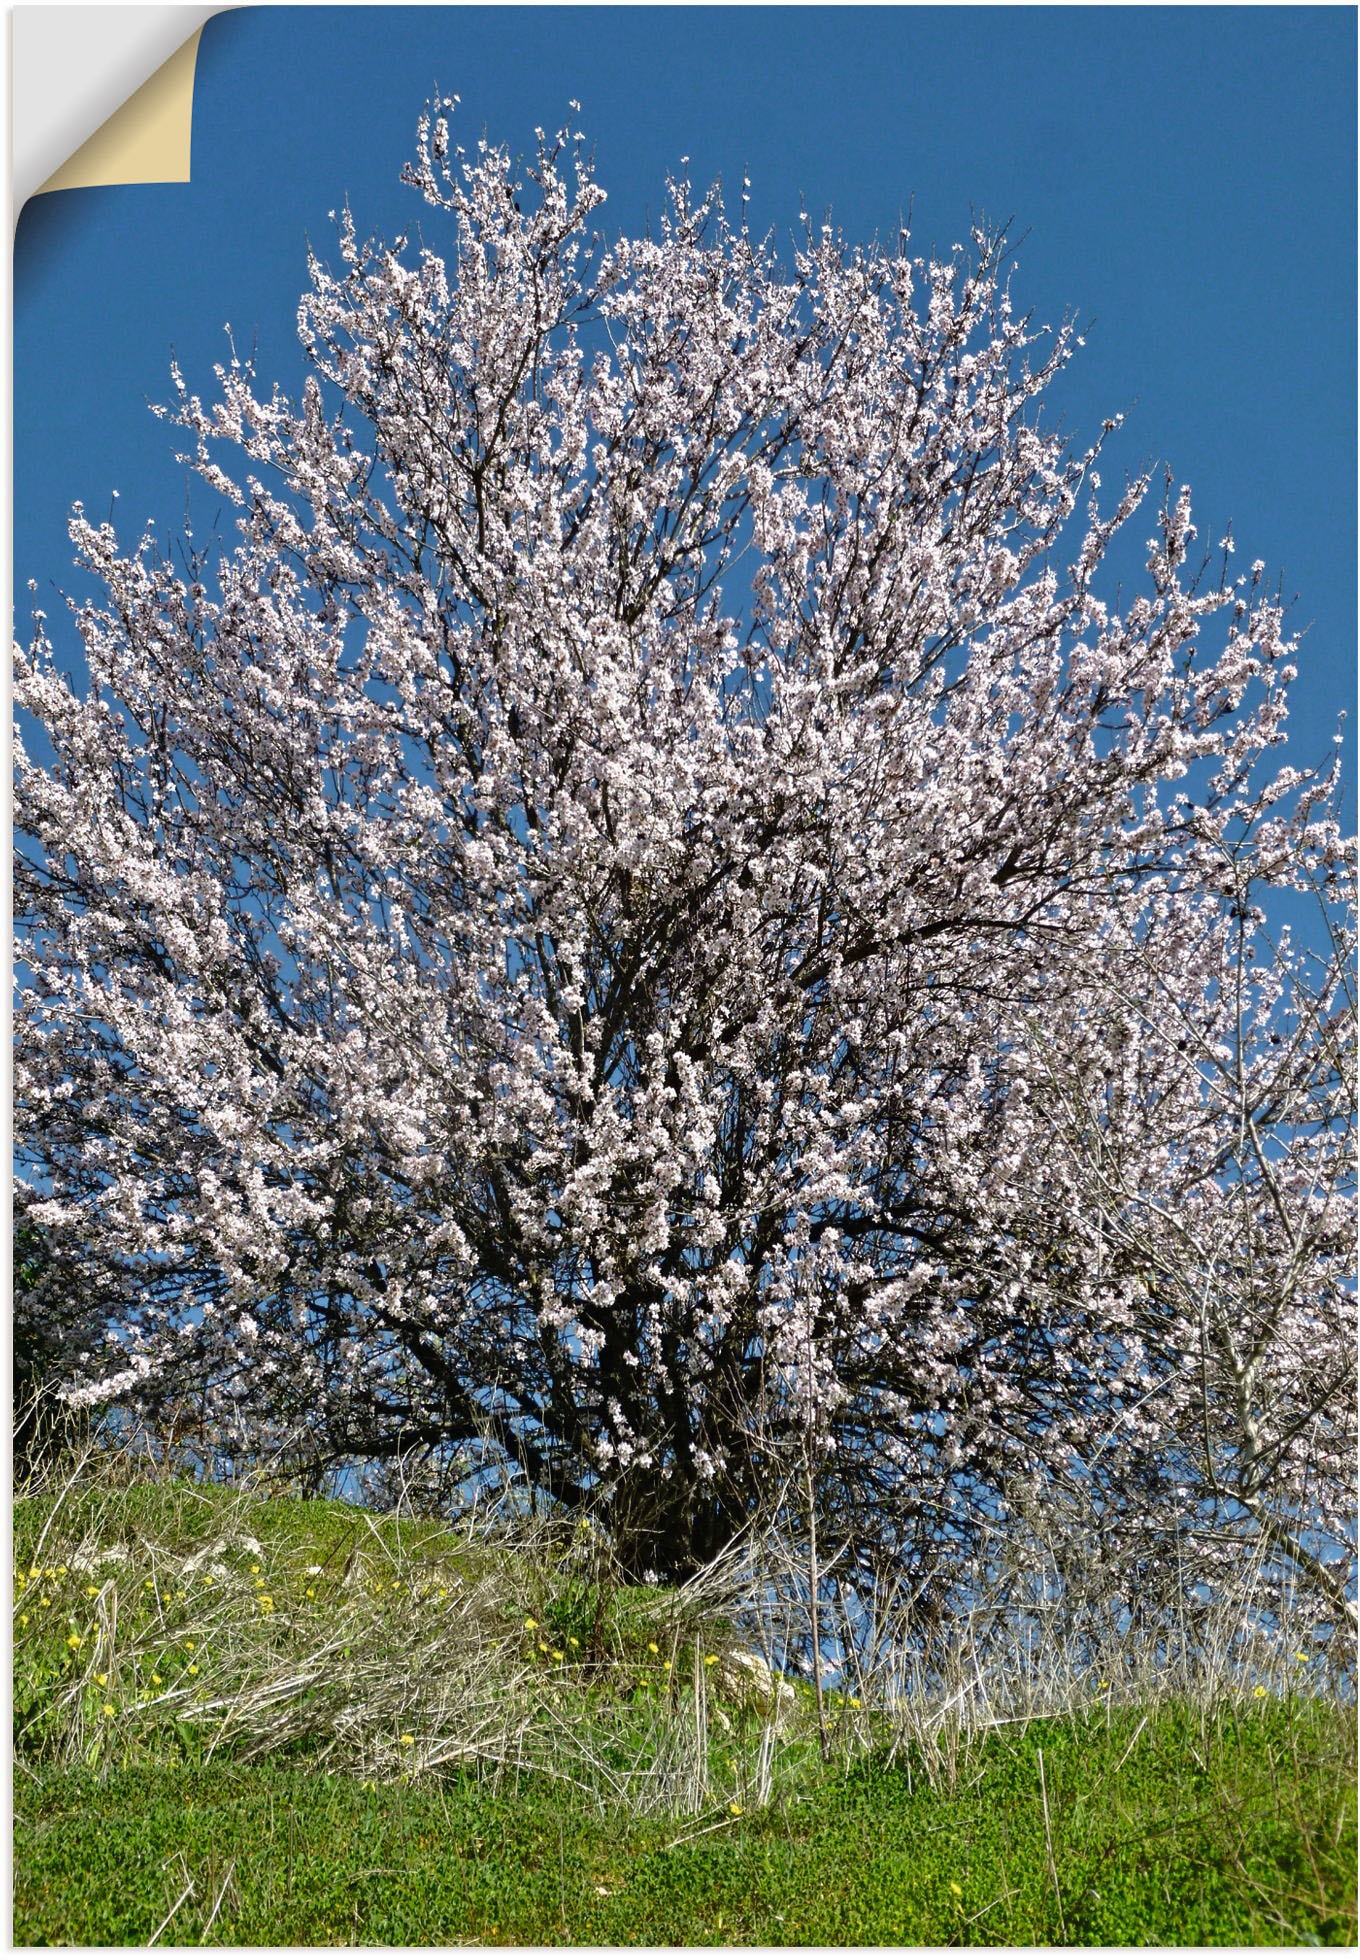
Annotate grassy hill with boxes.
[13,1464,1357,1945]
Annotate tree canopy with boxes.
[15,107,1355,1604]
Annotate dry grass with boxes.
[13,1412,1353,1823]
[14,1425,817,1818]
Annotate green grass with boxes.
[16,1699,1355,1946]
[13,1465,1357,1945]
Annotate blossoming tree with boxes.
[15,108,1354,1591]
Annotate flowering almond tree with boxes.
[15,108,1354,1587]
[1015,868,1355,1626]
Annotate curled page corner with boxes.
[13,6,223,211]
[37,27,204,196]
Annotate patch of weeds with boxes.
[13,1467,1355,1946]
[15,1699,1354,1947]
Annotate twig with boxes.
[1085,1709,1151,1802]
[664,1810,747,1852]
[964,1882,1018,1926]
[200,1861,236,1941]
[1111,1711,1150,1780]
[1036,1746,1068,1943]
[147,1879,195,1947]
[805,1462,830,1764]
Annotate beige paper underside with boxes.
[37,26,203,195]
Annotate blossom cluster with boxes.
[15,107,1355,1594]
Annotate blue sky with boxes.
[16,4,1356,820]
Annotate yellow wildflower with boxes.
[187,1663,199,1675]
[201,1574,213,1587]
[151,1674,163,1686]
[400,1733,415,1746]
[66,1634,81,1650]
[567,1635,579,1648]
[39,1596,50,1608]
[729,1802,742,1816]
[95,1672,108,1686]
[305,1588,316,1600]
[1254,1685,1268,1697]
[102,1703,116,1718]
[524,1616,538,1631]
[647,1641,659,1655]
[19,1614,29,1628]
[949,1882,963,1898]
[552,1649,565,1661]
[85,1586,99,1598]
[704,1654,717,1666]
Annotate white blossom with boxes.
[13,103,1354,1600]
